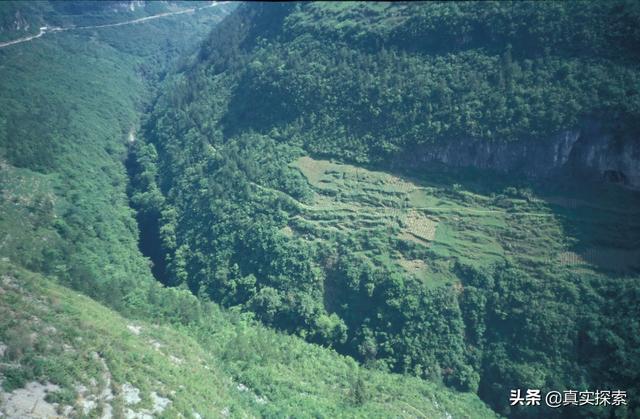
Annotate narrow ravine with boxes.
[124,137,171,286]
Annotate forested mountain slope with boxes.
[195,2,640,185]
[0,0,231,312]
[137,2,640,418]
[0,1,498,417]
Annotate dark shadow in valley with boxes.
[124,146,170,285]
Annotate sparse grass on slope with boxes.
[0,260,499,418]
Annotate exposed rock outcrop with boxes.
[0,381,66,418]
[398,121,640,189]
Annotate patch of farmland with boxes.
[290,155,640,281]
[402,211,438,243]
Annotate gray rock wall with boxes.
[398,122,640,189]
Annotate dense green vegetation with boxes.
[0,0,232,310]
[2,1,639,418]
[195,2,640,163]
[134,2,640,418]
[0,1,498,417]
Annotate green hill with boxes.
[2,2,639,418]
[0,1,498,418]
[138,3,640,418]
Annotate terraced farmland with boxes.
[279,156,640,285]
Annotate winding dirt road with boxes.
[0,1,220,50]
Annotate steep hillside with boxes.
[0,1,497,417]
[194,2,640,185]
[0,0,230,308]
[0,261,498,418]
[139,3,640,418]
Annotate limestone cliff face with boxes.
[569,125,640,188]
[398,122,640,189]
